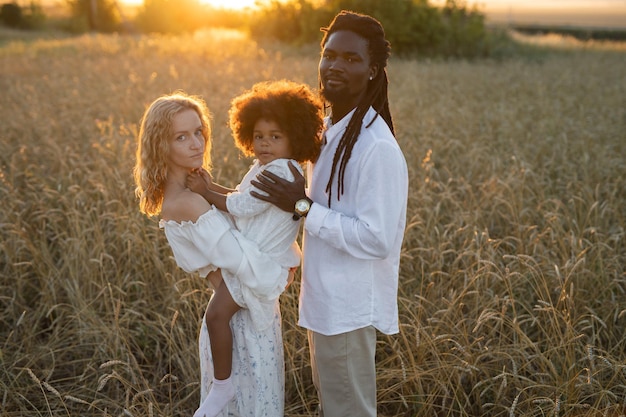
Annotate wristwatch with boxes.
[292,197,313,221]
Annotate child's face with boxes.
[252,118,292,165]
[167,109,205,172]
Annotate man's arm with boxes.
[304,141,408,260]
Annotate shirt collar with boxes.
[324,107,379,146]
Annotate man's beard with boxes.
[320,84,345,105]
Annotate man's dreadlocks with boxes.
[320,10,394,206]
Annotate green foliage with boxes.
[20,2,46,29]
[327,0,446,56]
[249,0,332,45]
[67,0,120,33]
[0,1,45,30]
[0,3,21,28]
[439,0,488,57]
[107,0,499,58]
[249,0,494,58]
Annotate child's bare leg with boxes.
[206,269,222,290]
[194,275,240,417]
[205,278,240,379]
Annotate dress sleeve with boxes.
[161,209,284,296]
[161,209,237,277]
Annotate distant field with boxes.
[427,0,626,30]
[1,29,625,416]
[510,25,626,42]
[486,10,626,30]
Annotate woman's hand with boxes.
[250,161,307,213]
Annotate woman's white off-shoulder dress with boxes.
[159,158,302,417]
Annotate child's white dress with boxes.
[159,158,302,417]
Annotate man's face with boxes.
[319,30,374,110]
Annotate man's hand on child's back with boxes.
[250,161,306,212]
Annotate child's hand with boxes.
[198,168,214,188]
[285,267,298,290]
[186,168,210,194]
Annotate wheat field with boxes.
[1,29,625,416]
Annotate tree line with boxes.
[2,0,511,58]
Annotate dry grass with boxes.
[1,28,625,416]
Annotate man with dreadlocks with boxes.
[251,10,408,416]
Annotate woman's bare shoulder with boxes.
[161,190,212,223]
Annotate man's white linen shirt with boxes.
[300,107,408,336]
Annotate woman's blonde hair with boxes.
[134,92,212,216]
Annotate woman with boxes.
[133,92,289,417]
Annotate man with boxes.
[251,10,408,417]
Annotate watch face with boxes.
[295,199,310,214]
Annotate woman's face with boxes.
[167,109,205,172]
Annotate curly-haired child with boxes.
[186,80,323,417]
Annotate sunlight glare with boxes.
[120,0,260,8]
[199,0,259,9]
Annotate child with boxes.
[185,80,323,417]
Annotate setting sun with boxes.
[120,0,260,9]
[112,0,626,28]
[200,0,259,9]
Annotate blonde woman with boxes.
[134,92,291,417]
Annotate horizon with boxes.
[36,0,626,30]
[435,0,626,29]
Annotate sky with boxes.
[40,0,626,29]
[464,0,626,28]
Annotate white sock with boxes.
[193,376,235,417]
